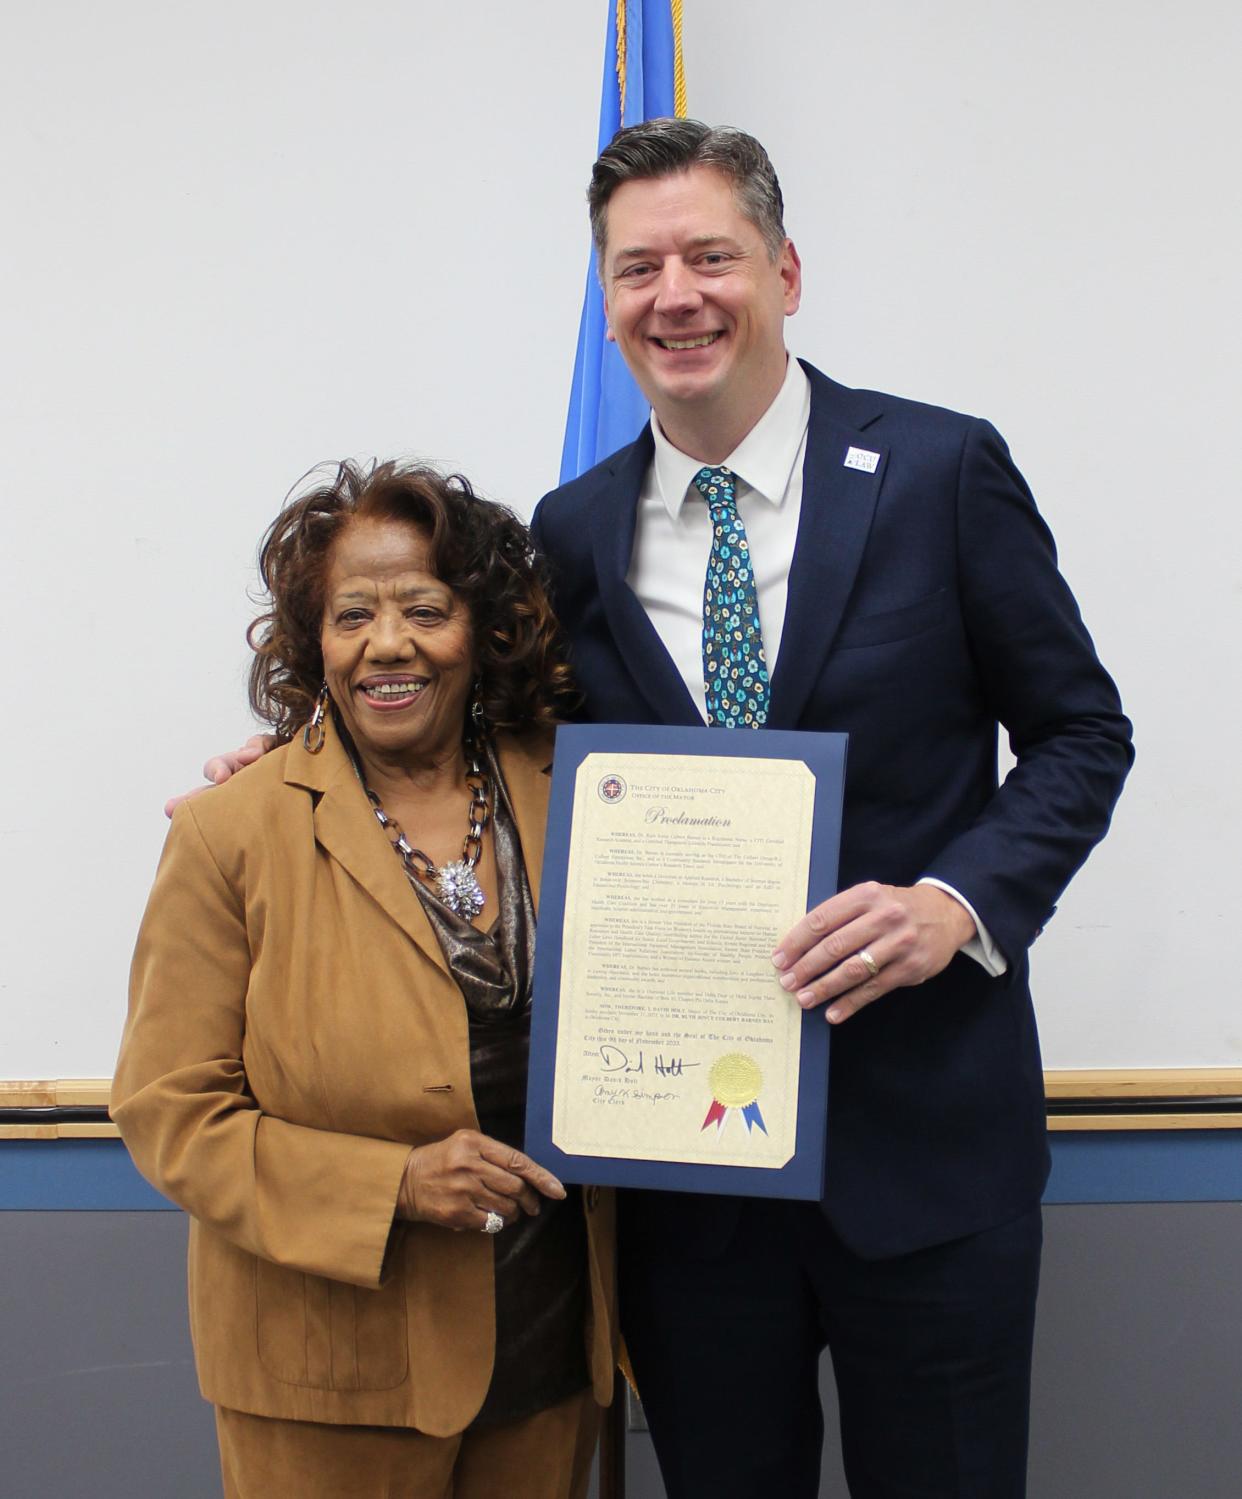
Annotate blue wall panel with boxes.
[0,1140,174,1210]
[1042,1129,1242,1204]
[3,1130,1241,1210]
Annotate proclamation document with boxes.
[527,725,846,1201]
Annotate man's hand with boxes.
[163,734,276,818]
[772,882,977,1024]
[395,1130,567,1232]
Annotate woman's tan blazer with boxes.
[112,723,616,1434]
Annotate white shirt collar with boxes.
[650,355,812,523]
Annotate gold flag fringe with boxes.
[616,1,687,121]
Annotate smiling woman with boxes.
[248,462,573,921]
[248,461,573,747]
[111,460,614,1499]
[319,516,477,773]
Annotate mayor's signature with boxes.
[597,1044,701,1078]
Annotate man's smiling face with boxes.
[601,165,801,447]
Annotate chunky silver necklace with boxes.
[361,749,490,919]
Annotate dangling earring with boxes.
[469,678,487,739]
[303,681,330,753]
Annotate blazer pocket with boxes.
[256,1258,408,1391]
[834,588,950,650]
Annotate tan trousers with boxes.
[215,1390,600,1499]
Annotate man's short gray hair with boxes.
[588,118,787,267]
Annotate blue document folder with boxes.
[525,724,847,1201]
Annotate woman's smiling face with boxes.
[319,516,475,768]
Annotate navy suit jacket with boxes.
[530,361,1133,1259]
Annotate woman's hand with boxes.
[395,1130,567,1232]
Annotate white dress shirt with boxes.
[625,356,1007,977]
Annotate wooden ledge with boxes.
[0,1079,117,1139]
[0,1079,112,1109]
[1043,1069,1242,1100]
[5,1073,1242,1140]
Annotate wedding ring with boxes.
[482,1211,505,1235]
[857,948,880,980]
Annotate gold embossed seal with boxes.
[703,1053,767,1134]
[708,1053,763,1107]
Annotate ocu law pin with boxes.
[843,446,881,473]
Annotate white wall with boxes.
[2,1,1238,1075]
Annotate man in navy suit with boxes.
[530,119,1133,1498]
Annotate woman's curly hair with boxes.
[247,460,576,741]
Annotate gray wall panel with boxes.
[1029,1203,1242,1498]
[4,1204,1241,1497]
[0,1212,217,1497]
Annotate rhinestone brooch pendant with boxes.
[437,861,486,919]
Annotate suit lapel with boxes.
[287,724,555,961]
[591,433,703,726]
[494,732,553,915]
[768,364,888,729]
[286,725,450,977]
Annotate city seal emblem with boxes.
[702,1053,767,1135]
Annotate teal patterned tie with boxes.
[695,465,770,728]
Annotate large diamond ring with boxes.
[857,948,880,980]
[482,1211,505,1235]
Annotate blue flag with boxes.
[559,2,687,483]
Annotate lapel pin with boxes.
[843,446,881,473]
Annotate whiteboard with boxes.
[2,0,1238,1077]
